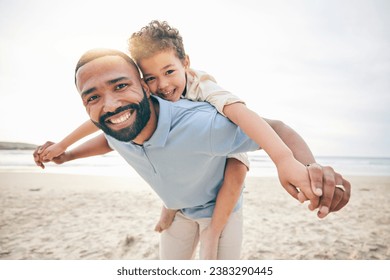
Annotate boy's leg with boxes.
[155,205,178,232]
[198,208,243,260]
[199,157,247,259]
[159,211,200,260]
[216,208,243,259]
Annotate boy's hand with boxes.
[154,207,177,233]
[199,226,220,260]
[40,143,67,161]
[276,156,319,206]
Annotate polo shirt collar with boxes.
[143,95,171,148]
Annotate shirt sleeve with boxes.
[209,112,259,156]
[185,69,245,116]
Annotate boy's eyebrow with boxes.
[81,77,130,97]
[143,64,175,77]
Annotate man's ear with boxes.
[140,79,151,98]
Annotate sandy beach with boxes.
[0,171,389,260]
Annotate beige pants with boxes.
[159,209,243,260]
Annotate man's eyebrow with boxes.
[81,87,96,97]
[107,76,130,85]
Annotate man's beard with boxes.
[93,91,151,142]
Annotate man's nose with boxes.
[103,95,121,113]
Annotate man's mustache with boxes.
[99,104,139,124]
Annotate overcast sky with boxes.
[0,0,389,157]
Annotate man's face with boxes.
[76,55,151,142]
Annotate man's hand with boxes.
[306,163,351,218]
[33,141,68,168]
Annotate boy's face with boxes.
[138,50,189,102]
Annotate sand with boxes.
[0,171,389,260]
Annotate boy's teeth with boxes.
[110,111,131,124]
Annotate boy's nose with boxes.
[158,78,169,92]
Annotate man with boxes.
[34,49,350,259]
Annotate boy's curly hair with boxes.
[128,20,186,64]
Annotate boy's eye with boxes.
[144,77,155,83]
[166,69,174,75]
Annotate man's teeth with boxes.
[110,111,131,124]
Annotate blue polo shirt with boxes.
[106,96,259,218]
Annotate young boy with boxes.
[38,20,315,259]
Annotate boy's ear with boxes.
[183,55,190,69]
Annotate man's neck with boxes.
[131,97,159,145]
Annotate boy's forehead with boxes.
[139,50,181,71]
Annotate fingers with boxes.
[37,141,54,154]
[307,163,323,196]
[284,183,300,201]
[42,151,53,161]
[316,166,338,218]
[328,188,344,213]
[33,145,45,169]
[317,170,351,218]
[331,178,351,212]
[33,141,54,169]
[294,188,320,210]
[297,192,308,203]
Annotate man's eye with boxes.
[116,84,128,90]
[87,95,99,103]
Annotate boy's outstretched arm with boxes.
[38,120,99,161]
[33,133,112,168]
[223,103,351,218]
[223,103,317,203]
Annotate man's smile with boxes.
[106,109,133,124]
[103,108,137,131]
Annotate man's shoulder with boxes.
[155,96,222,126]
[175,98,213,109]
[155,95,214,112]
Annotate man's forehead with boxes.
[76,56,138,90]
[78,55,135,74]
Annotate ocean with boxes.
[1,150,389,178]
